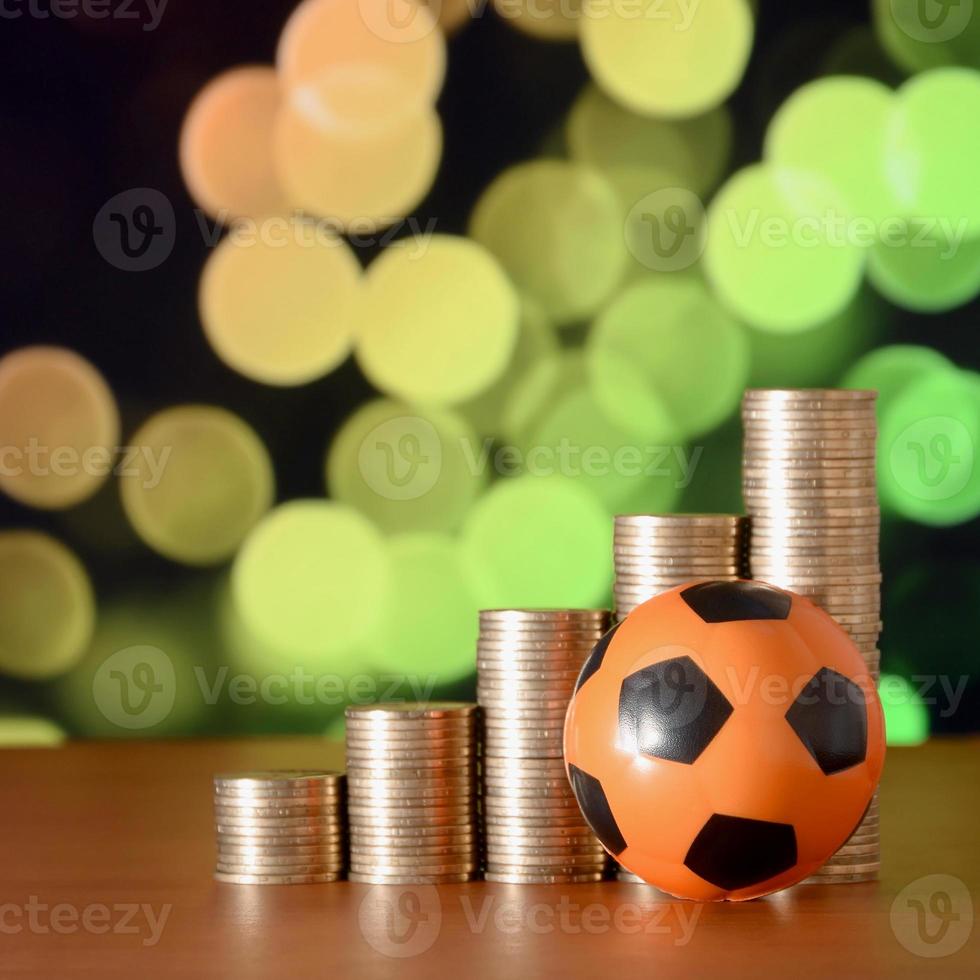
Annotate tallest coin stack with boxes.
[741,388,881,884]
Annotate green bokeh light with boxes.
[326,398,486,534]
[458,298,558,439]
[766,75,898,227]
[705,164,866,332]
[529,385,683,515]
[587,277,749,440]
[878,368,980,526]
[120,405,275,567]
[873,0,980,74]
[461,475,612,609]
[469,160,626,325]
[0,716,66,747]
[888,68,980,243]
[232,501,390,659]
[364,534,479,683]
[356,235,520,405]
[748,291,881,389]
[0,531,94,680]
[612,168,709,280]
[53,592,211,738]
[842,344,954,414]
[867,233,980,313]
[580,0,755,119]
[566,84,733,195]
[879,674,930,746]
[502,350,588,449]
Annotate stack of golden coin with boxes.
[741,388,881,884]
[345,703,480,884]
[612,513,747,882]
[478,609,610,884]
[212,771,346,884]
[614,514,748,620]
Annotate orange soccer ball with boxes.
[564,580,885,901]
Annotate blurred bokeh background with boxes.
[0,0,977,746]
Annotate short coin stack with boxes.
[613,513,747,882]
[345,703,480,884]
[478,609,611,884]
[213,771,346,884]
[741,388,881,884]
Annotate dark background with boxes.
[0,0,977,732]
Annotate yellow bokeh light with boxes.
[355,235,520,405]
[273,68,443,229]
[0,716,66,747]
[0,346,119,510]
[120,405,275,566]
[0,531,95,680]
[232,500,390,659]
[580,0,755,118]
[179,65,285,221]
[277,0,447,104]
[198,215,362,386]
[469,160,626,325]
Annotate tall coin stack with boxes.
[612,513,747,883]
[741,388,881,884]
[345,703,480,884]
[478,609,611,884]
[213,771,346,884]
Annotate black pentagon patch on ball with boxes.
[567,764,627,856]
[685,814,798,891]
[681,581,791,623]
[785,667,868,775]
[618,656,733,765]
[575,621,622,694]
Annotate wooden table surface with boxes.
[1,737,977,978]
